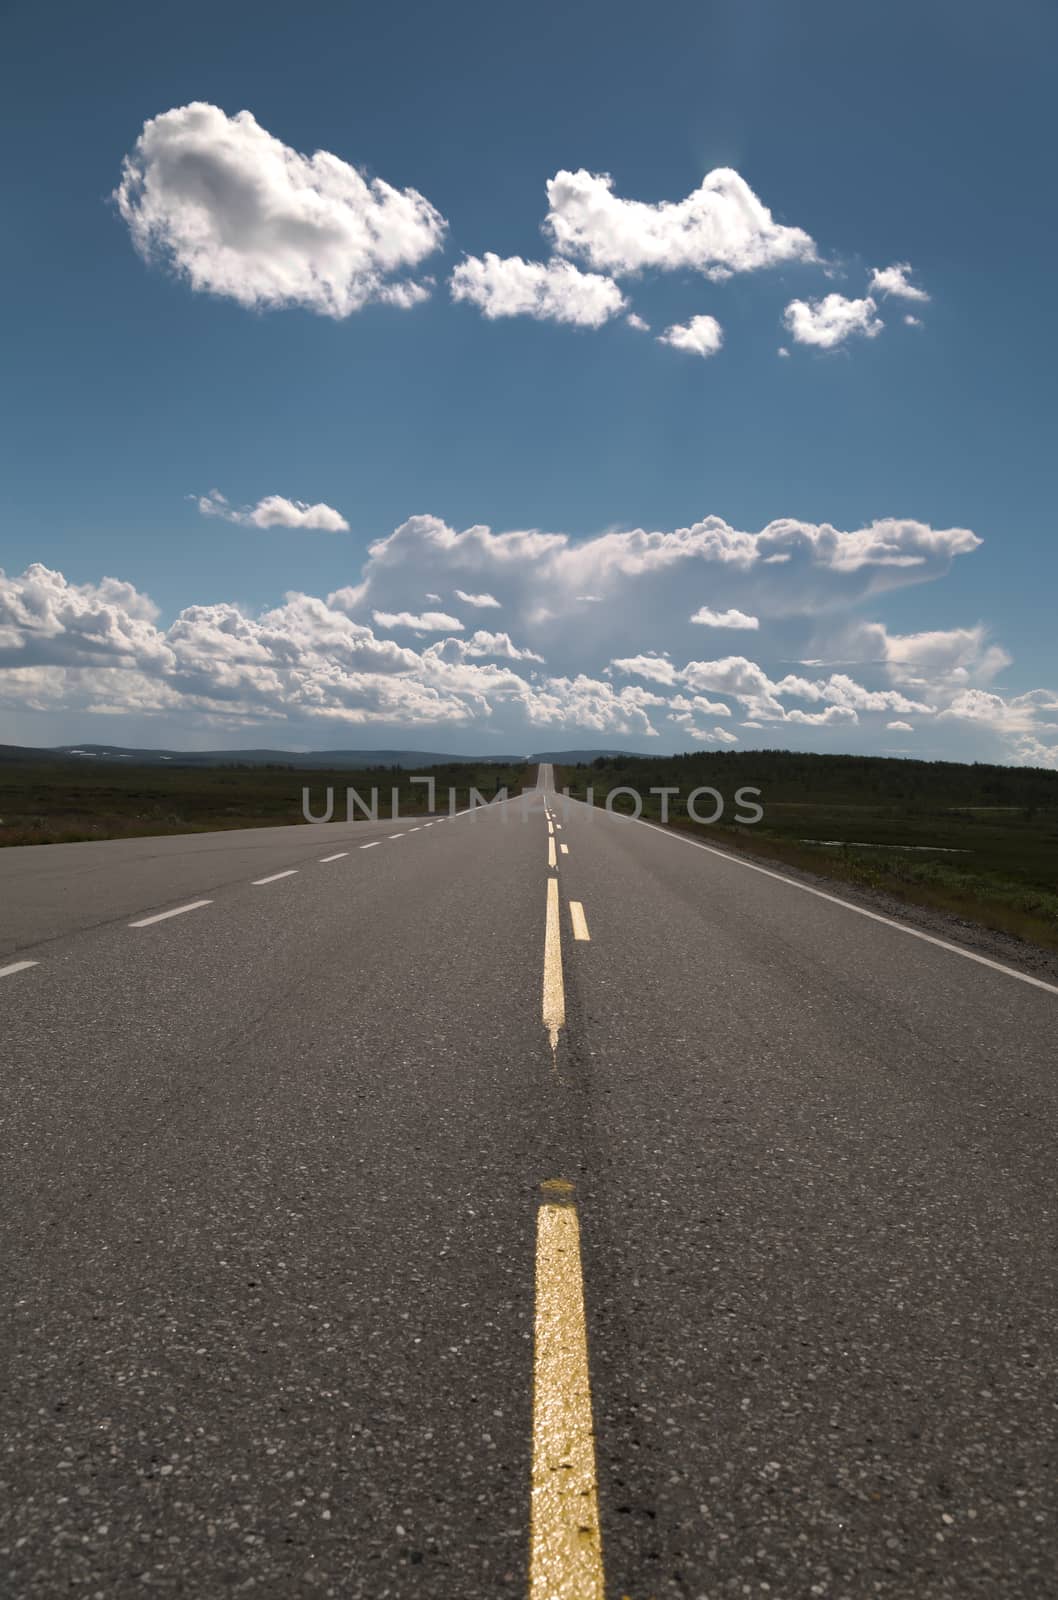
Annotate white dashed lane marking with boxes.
[0,960,38,979]
[253,870,298,885]
[129,900,213,927]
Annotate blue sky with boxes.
[1,0,1055,762]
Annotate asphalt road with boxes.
[1,766,1055,1597]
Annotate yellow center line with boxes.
[530,1195,605,1600]
[569,901,591,941]
[542,877,565,1051]
[548,836,557,868]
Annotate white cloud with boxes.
[658,314,723,358]
[455,589,501,608]
[354,515,982,664]
[668,693,733,720]
[8,506,1045,763]
[1010,735,1058,770]
[869,262,929,302]
[524,674,665,735]
[784,704,858,727]
[372,610,464,631]
[904,314,924,328]
[376,278,434,309]
[691,606,759,629]
[116,103,446,317]
[433,630,544,663]
[783,293,883,349]
[777,346,790,358]
[626,312,650,332]
[875,624,1011,691]
[610,653,678,685]
[687,724,739,744]
[887,720,913,731]
[449,253,625,327]
[196,490,349,532]
[545,167,816,279]
[937,689,1029,728]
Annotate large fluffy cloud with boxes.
[116,103,446,317]
[449,253,626,327]
[545,167,817,279]
[2,508,1052,764]
[359,514,981,646]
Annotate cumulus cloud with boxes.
[937,689,1031,728]
[524,674,666,736]
[455,589,501,608]
[196,490,349,532]
[545,167,817,279]
[115,102,445,317]
[869,262,929,302]
[6,507,1047,763]
[905,314,924,328]
[432,630,544,663]
[372,609,463,632]
[363,513,978,601]
[626,312,650,332]
[668,693,732,718]
[449,253,625,327]
[0,567,474,728]
[873,624,1011,691]
[783,293,883,349]
[657,315,723,358]
[887,720,913,731]
[351,514,982,686]
[610,653,679,685]
[691,606,759,629]
[784,704,858,727]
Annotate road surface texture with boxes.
[1,767,1055,1597]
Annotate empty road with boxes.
[1,765,1055,1597]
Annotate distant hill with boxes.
[0,742,640,769]
[0,743,528,769]
[526,748,642,763]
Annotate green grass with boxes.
[556,751,1058,952]
[0,758,526,847]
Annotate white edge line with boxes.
[0,959,39,978]
[252,870,298,885]
[319,852,348,862]
[129,899,213,928]
[603,807,1058,999]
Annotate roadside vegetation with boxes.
[0,756,525,847]
[556,751,1058,952]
